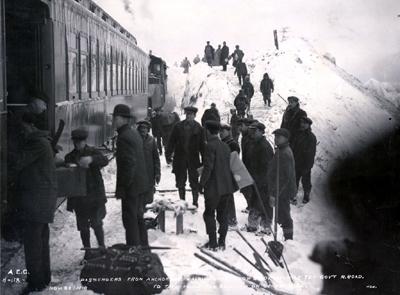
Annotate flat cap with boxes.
[111,104,134,118]
[301,116,313,125]
[204,120,220,130]
[71,128,88,140]
[137,120,152,129]
[249,121,266,132]
[220,123,231,131]
[184,106,198,113]
[287,96,299,103]
[272,128,290,139]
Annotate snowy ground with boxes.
[1,35,398,295]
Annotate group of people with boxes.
[10,90,316,291]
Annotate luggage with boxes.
[80,244,169,295]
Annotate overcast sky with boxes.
[95,0,400,83]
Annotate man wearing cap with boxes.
[242,75,254,110]
[65,128,108,259]
[201,103,221,127]
[200,121,237,250]
[149,108,163,155]
[10,113,57,293]
[291,116,317,204]
[234,89,249,118]
[281,96,307,145]
[220,41,229,71]
[220,123,240,227]
[112,104,151,247]
[268,128,296,240]
[166,106,205,207]
[246,122,274,234]
[229,108,240,142]
[260,72,274,107]
[137,120,161,205]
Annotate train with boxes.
[0,0,169,233]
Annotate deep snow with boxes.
[1,35,398,295]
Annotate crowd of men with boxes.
[9,85,316,292]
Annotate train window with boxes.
[99,43,105,94]
[90,38,98,95]
[80,35,89,99]
[68,32,78,99]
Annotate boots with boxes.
[192,190,199,207]
[93,226,105,247]
[218,235,226,250]
[202,232,218,251]
[178,188,186,200]
[303,192,310,204]
[80,230,92,262]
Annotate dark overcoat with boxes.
[234,94,248,112]
[14,129,57,223]
[115,124,150,199]
[142,134,161,186]
[241,133,253,168]
[166,119,205,174]
[222,136,240,154]
[267,143,297,221]
[280,105,307,142]
[220,45,229,64]
[242,81,254,100]
[247,136,274,187]
[291,128,317,172]
[65,145,108,211]
[200,135,237,207]
[260,78,274,95]
[201,108,221,126]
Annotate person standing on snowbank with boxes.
[291,116,317,205]
[113,104,151,247]
[235,61,248,85]
[230,45,244,68]
[268,128,296,240]
[201,103,221,126]
[204,41,215,67]
[200,121,237,251]
[281,96,307,146]
[220,42,229,71]
[260,73,274,107]
[181,57,191,73]
[166,106,205,207]
[242,75,254,110]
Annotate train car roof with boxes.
[149,54,165,64]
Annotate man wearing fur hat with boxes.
[166,106,205,207]
[291,116,317,204]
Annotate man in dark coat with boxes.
[280,96,307,146]
[113,104,151,247]
[166,106,205,207]
[230,45,244,68]
[65,128,108,259]
[204,41,215,67]
[200,121,237,250]
[291,116,317,204]
[242,75,254,110]
[260,73,274,107]
[234,61,248,85]
[12,113,57,293]
[246,122,274,234]
[150,108,163,155]
[137,120,161,205]
[234,89,249,118]
[220,123,240,227]
[229,108,240,142]
[220,41,229,71]
[268,128,296,240]
[201,103,221,126]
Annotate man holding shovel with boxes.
[267,128,296,240]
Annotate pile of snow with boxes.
[364,78,400,108]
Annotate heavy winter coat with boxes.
[242,81,254,100]
[220,45,229,64]
[260,78,274,95]
[241,132,253,168]
[200,135,237,206]
[235,62,248,77]
[142,135,161,186]
[222,136,240,154]
[247,136,274,186]
[14,129,57,223]
[65,145,108,211]
[213,48,221,66]
[231,49,244,67]
[201,108,221,126]
[291,128,317,172]
[267,143,297,202]
[280,105,307,142]
[115,124,150,199]
[166,119,205,173]
[204,45,215,59]
[234,94,249,112]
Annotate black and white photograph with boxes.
[0,0,399,294]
